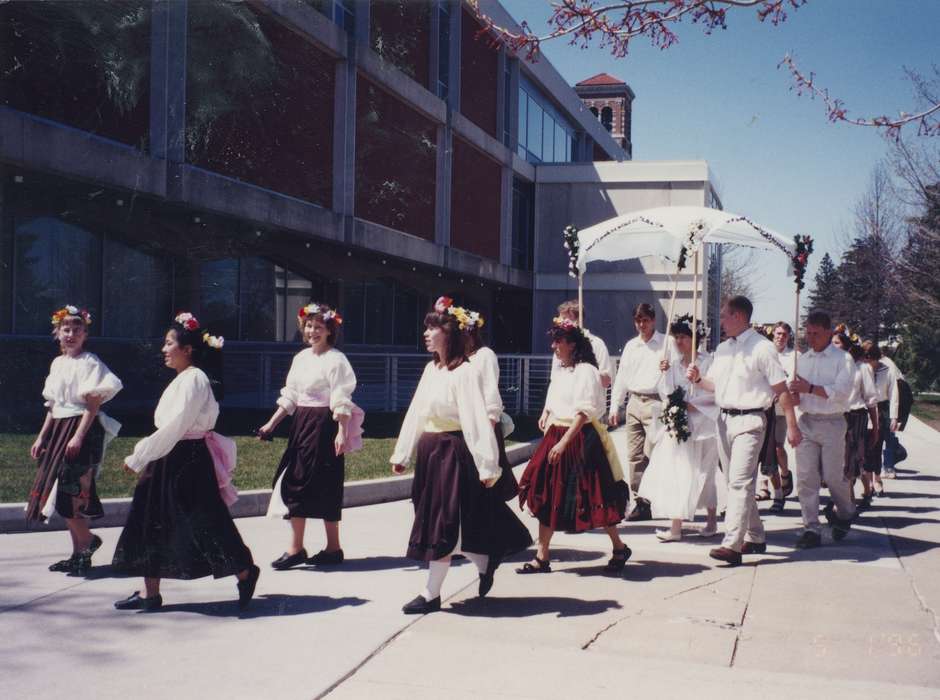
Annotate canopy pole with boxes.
[690,250,700,396]
[578,275,584,328]
[793,287,800,378]
[662,262,682,360]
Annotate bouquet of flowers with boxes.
[562,225,580,278]
[792,234,813,291]
[661,387,692,443]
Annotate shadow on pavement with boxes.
[291,556,420,573]
[616,560,711,581]
[445,595,622,618]
[149,594,369,618]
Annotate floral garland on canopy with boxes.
[563,225,580,278]
[792,234,813,291]
[660,387,692,443]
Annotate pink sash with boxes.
[185,430,238,506]
[344,404,365,454]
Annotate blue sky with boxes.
[501,0,940,322]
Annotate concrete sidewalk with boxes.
[2,419,939,699]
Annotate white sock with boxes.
[421,557,451,600]
[463,552,490,575]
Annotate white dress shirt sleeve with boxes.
[455,366,501,481]
[328,352,357,419]
[276,353,302,415]
[474,348,504,423]
[758,342,789,388]
[610,344,630,411]
[571,364,602,419]
[861,363,878,408]
[125,370,210,472]
[390,362,434,466]
[590,335,613,381]
[823,351,855,406]
[77,355,123,403]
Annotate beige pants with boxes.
[626,394,659,493]
[718,411,767,552]
[794,413,855,534]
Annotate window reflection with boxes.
[102,237,171,338]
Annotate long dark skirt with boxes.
[864,401,890,475]
[112,439,253,580]
[519,423,629,534]
[273,406,344,521]
[844,409,869,479]
[407,431,532,563]
[757,406,779,477]
[25,416,104,522]
[493,422,519,502]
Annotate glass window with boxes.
[239,257,277,341]
[542,111,554,162]
[13,216,101,335]
[555,122,567,164]
[437,1,450,99]
[199,258,239,340]
[276,266,322,342]
[102,238,172,339]
[503,58,512,147]
[335,0,356,34]
[393,287,420,346]
[511,178,534,270]
[363,281,392,345]
[527,94,543,161]
[517,88,528,157]
[601,106,613,132]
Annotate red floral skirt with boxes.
[519,424,628,533]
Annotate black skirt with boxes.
[272,406,344,521]
[112,439,253,580]
[493,422,520,502]
[844,408,869,478]
[25,416,105,522]
[407,431,532,562]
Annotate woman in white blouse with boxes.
[638,318,722,542]
[391,297,530,615]
[861,340,898,496]
[258,303,363,570]
[517,319,630,575]
[464,308,518,501]
[833,332,879,505]
[27,305,122,575]
[112,313,259,612]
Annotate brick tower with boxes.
[574,73,635,159]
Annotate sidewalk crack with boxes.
[883,517,940,648]
[580,609,645,650]
[728,565,757,667]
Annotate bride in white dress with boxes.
[639,318,725,541]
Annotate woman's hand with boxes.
[686,364,700,384]
[30,437,45,460]
[122,464,136,476]
[659,359,670,372]
[867,428,880,449]
[391,463,407,475]
[256,423,274,441]
[481,476,498,488]
[890,419,899,433]
[64,435,83,460]
[334,427,346,457]
[547,439,567,465]
[538,410,549,434]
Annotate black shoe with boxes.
[402,594,441,615]
[769,498,785,514]
[87,534,103,554]
[306,548,344,566]
[709,547,742,566]
[68,552,92,577]
[627,499,652,522]
[795,531,822,549]
[604,546,632,573]
[741,541,767,554]
[114,591,163,611]
[478,556,500,598]
[49,554,79,572]
[271,549,308,570]
[237,565,261,609]
[823,506,853,541]
[781,472,794,498]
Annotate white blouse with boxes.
[276,347,356,420]
[847,361,878,412]
[545,362,606,423]
[872,361,900,420]
[43,352,122,418]
[390,361,499,481]
[124,367,219,473]
[470,346,503,423]
[551,329,614,382]
[659,349,718,437]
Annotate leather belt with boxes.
[720,407,764,416]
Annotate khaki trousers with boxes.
[794,413,856,534]
[626,394,659,493]
[718,411,767,552]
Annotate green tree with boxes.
[805,252,840,320]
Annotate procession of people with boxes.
[26,290,913,612]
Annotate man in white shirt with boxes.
[550,300,614,388]
[609,303,665,520]
[688,296,801,566]
[787,311,856,548]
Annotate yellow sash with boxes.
[424,416,462,433]
[549,417,625,483]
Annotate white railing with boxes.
[223,349,559,415]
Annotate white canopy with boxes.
[576,206,795,274]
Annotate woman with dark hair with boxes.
[112,312,259,611]
[862,340,898,496]
[27,305,122,575]
[517,318,630,574]
[838,335,879,506]
[391,297,530,614]
[639,316,722,541]
[259,302,363,570]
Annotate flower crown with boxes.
[298,303,343,325]
[674,313,709,339]
[834,322,860,344]
[465,309,484,330]
[51,305,92,327]
[434,296,453,313]
[552,316,579,331]
[174,312,224,350]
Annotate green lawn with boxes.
[912,396,940,433]
[0,434,403,503]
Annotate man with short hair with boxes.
[788,311,856,548]
[552,299,614,388]
[688,296,802,566]
[610,302,664,521]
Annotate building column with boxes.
[447,1,461,113]
[434,123,452,249]
[499,166,512,267]
[150,0,188,195]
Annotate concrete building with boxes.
[0,0,719,425]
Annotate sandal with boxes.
[756,488,771,502]
[516,557,551,574]
[604,546,632,573]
